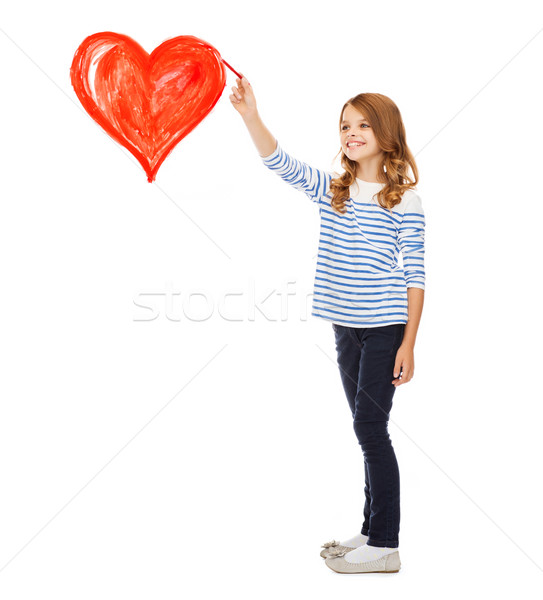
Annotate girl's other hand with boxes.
[391,344,414,387]
[229,76,257,118]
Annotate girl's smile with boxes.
[346,141,366,152]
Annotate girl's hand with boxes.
[392,344,414,387]
[229,76,258,118]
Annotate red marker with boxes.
[221,58,244,80]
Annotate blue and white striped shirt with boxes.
[261,141,426,328]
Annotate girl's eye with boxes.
[341,124,369,130]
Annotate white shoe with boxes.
[325,547,401,573]
[319,539,356,559]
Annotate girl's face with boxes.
[340,104,383,164]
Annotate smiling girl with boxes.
[230,77,425,574]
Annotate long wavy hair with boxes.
[329,93,418,215]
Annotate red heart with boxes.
[70,32,227,182]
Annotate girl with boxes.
[230,77,425,574]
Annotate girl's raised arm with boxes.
[230,76,277,157]
[230,76,330,204]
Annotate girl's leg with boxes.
[332,323,361,418]
[355,421,400,547]
[332,323,371,535]
[351,323,405,548]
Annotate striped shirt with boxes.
[261,140,426,328]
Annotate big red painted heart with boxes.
[70,32,227,182]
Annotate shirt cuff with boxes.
[260,140,280,163]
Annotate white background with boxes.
[1,0,542,597]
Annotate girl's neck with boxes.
[354,154,384,183]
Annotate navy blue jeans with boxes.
[332,322,406,548]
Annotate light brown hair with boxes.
[329,93,419,215]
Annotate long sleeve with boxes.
[398,192,426,290]
[260,140,331,204]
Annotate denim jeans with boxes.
[332,322,406,548]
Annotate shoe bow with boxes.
[321,540,340,548]
[327,548,347,558]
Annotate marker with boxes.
[221,58,243,79]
